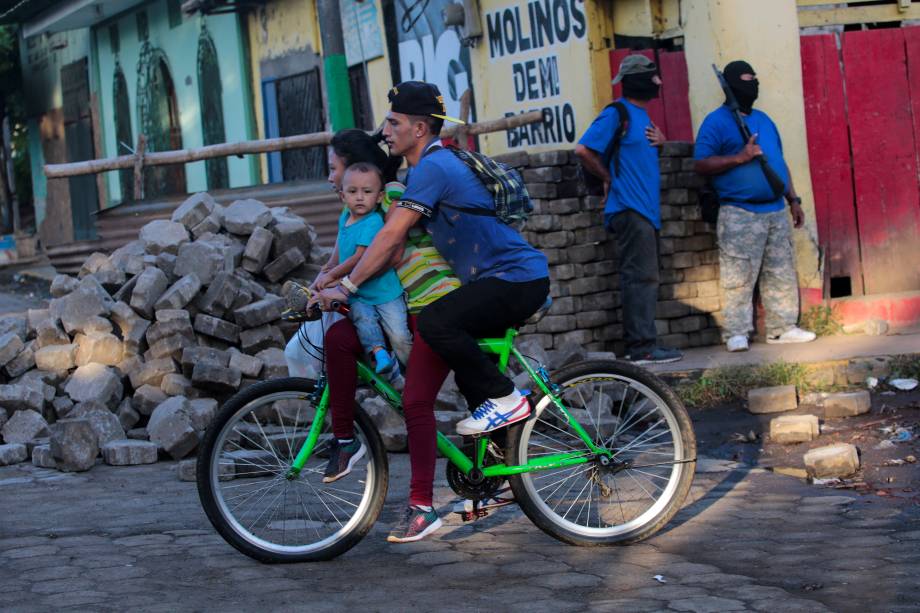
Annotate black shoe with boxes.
[322,439,366,483]
[627,347,683,365]
[386,505,443,543]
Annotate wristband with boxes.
[787,196,802,206]
[340,275,359,294]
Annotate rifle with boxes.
[711,64,786,200]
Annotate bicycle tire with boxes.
[197,377,389,563]
[505,360,695,546]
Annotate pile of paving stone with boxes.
[0,193,331,473]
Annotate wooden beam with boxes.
[799,4,920,27]
[797,0,906,8]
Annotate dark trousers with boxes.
[418,276,550,410]
[610,209,660,355]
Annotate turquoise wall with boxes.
[95,1,257,204]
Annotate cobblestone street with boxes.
[2,452,919,612]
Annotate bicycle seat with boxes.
[523,296,553,325]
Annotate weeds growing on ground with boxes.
[676,361,813,408]
[800,304,843,337]
[890,354,920,380]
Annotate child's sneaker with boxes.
[456,390,530,436]
[374,349,395,374]
[322,438,366,483]
[386,505,443,543]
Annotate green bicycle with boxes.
[197,317,696,563]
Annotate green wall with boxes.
[95,1,258,204]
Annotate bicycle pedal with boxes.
[458,509,489,522]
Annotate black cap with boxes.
[387,81,465,124]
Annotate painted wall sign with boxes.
[396,0,475,122]
[341,0,385,67]
[478,0,590,152]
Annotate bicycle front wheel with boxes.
[197,378,388,563]
[506,360,695,546]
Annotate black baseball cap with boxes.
[387,81,465,124]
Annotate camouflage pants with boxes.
[717,206,799,339]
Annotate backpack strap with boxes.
[601,101,630,177]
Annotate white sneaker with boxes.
[456,390,531,436]
[767,327,817,344]
[726,335,749,352]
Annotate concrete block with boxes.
[129,358,177,389]
[823,390,871,418]
[1,410,49,444]
[196,272,240,317]
[263,248,306,283]
[242,226,274,273]
[139,219,190,255]
[171,192,216,229]
[255,348,287,379]
[0,332,24,368]
[130,267,169,318]
[160,373,193,397]
[228,350,263,378]
[147,396,197,460]
[65,364,123,410]
[5,344,35,378]
[116,398,140,431]
[770,415,820,444]
[748,385,797,414]
[31,444,55,468]
[50,274,79,297]
[804,443,860,479]
[239,325,284,354]
[145,334,186,361]
[74,332,124,367]
[110,301,151,353]
[191,362,242,393]
[0,384,44,413]
[50,419,99,472]
[178,456,233,482]
[194,314,240,343]
[146,315,194,346]
[271,221,311,260]
[233,295,284,329]
[102,440,158,466]
[174,241,228,285]
[187,398,218,431]
[223,199,272,235]
[133,384,168,417]
[0,443,28,465]
[69,404,126,446]
[154,274,202,311]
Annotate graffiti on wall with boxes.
[485,0,587,149]
[396,0,474,121]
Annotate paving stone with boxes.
[239,325,284,354]
[147,396,198,459]
[823,390,871,418]
[255,348,287,379]
[34,344,77,372]
[1,410,49,444]
[550,339,588,369]
[127,427,149,440]
[73,332,124,367]
[31,443,55,468]
[0,407,6,431]
[101,440,158,466]
[263,247,305,283]
[145,334,187,361]
[178,456,234,482]
[0,332,24,368]
[180,346,230,378]
[116,398,140,431]
[65,364,123,410]
[139,219,190,255]
[804,443,860,478]
[191,362,242,393]
[108,239,147,276]
[50,419,99,472]
[34,318,70,349]
[146,314,194,346]
[171,192,216,229]
[128,358,177,389]
[222,199,272,235]
[129,267,169,318]
[233,295,284,329]
[160,373,193,397]
[205,274,245,318]
[109,301,150,353]
[187,398,218,431]
[770,415,820,444]
[228,350,263,378]
[0,443,28,465]
[154,274,202,311]
[0,384,44,413]
[50,274,79,297]
[52,287,109,336]
[194,314,240,343]
[132,384,168,417]
[69,404,126,447]
[241,226,274,273]
[748,385,797,414]
[174,241,228,285]
[51,396,74,419]
[4,344,35,378]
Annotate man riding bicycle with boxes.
[315,81,550,542]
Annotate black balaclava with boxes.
[622,71,660,101]
[724,60,759,113]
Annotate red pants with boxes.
[325,315,449,507]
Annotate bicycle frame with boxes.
[287,328,610,479]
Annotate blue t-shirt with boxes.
[694,106,789,214]
[337,209,403,305]
[397,148,549,284]
[578,99,661,229]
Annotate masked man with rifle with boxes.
[694,60,816,352]
[575,54,682,365]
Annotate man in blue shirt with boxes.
[694,60,816,352]
[315,81,549,543]
[575,54,682,364]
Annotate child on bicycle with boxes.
[315,162,412,380]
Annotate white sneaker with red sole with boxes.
[456,390,531,436]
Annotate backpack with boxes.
[600,101,630,177]
[437,146,533,225]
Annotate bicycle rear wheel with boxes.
[506,360,695,546]
[197,378,388,562]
